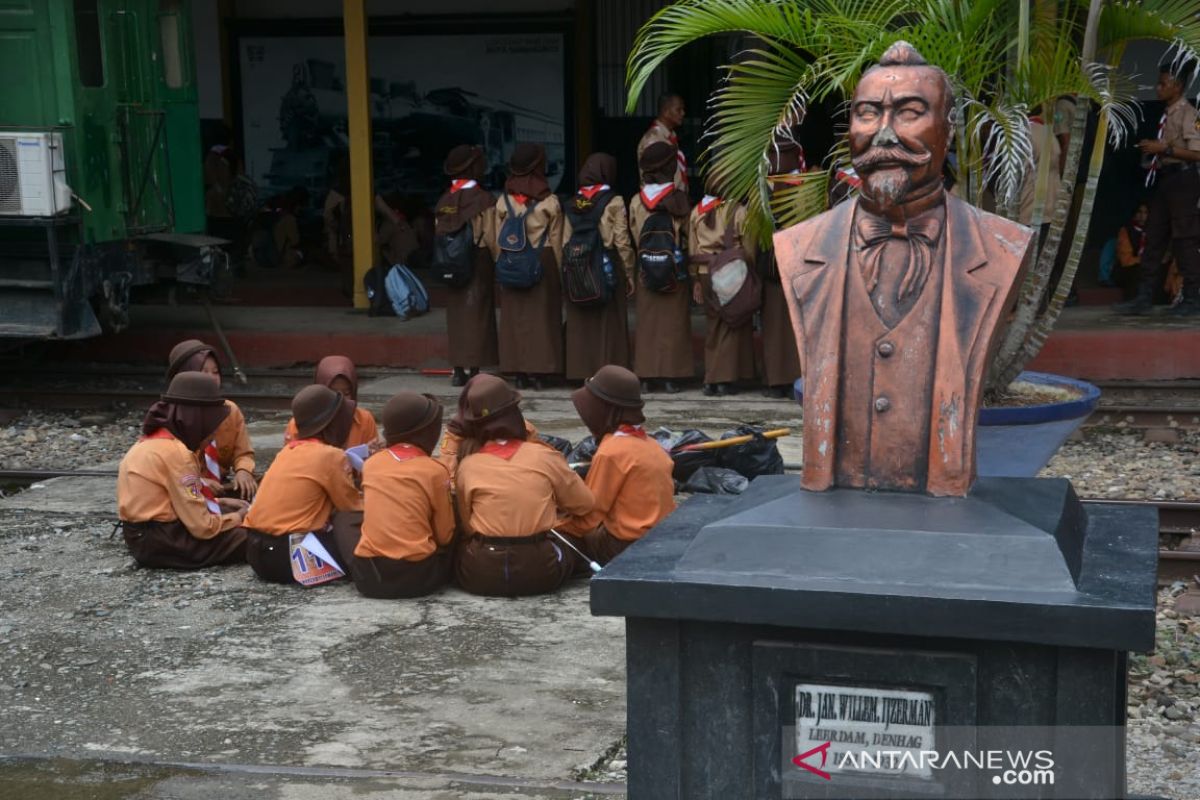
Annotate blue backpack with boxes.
[383,264,430,320]
[495,194,550,289]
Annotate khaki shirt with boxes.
[489,194,564,267]
[118,436,242,539]
[637,121,687,190]
[1160,97,1200,166]
[687,202,755,275]
[561,193,636,278]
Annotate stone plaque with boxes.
[794,682,936,779]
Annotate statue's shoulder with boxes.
[772,199,852,260]
[947,194,1035,261]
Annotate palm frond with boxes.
[1086,61,1142,147]
[1092,0,1200,65]
[967,98,1034,212]
[769,170,832,230]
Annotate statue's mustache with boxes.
[852,146,932,172]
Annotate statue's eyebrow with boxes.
[892,95,930,110]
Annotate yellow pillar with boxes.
[343,0,373,309]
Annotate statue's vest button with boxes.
[877,341,895,357]
[874,396,891,412]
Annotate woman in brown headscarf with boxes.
[487,143,564,391]
[117,372,249,569]
[283,355,379,447]
[436,145,499,386]
[166,339,257,499]
[560,153,635,381]
[761,140,806,397]
[630,141,694,393]
[453,375,594,596]
[434,373,544,485]
[243,385,364,584]
[688,173,758,396]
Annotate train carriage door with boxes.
[153,0,203,234]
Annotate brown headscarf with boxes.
[505,143,551,201]
[142,372,230,452]
[639,142,691,218]
[292,384,356,446]
[457,374,527,459]
[570,365,646,440]
[573,153,618,213]
[313,355,359,401]
[436,145,493,234]
[166,339,218,381]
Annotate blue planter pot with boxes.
[791,370,1100,478]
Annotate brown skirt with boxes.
[498,248,563,376]
[446,247,499,369]
[121,520,247,570]
[332,511,452,599]
[564,263,630,380]
[245,523,348,585]
[633,283,694,380]
[761,279,802,387]
[455,533,574,597]
[699,274,757,384]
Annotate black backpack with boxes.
[495,194,549,289]
[562,195,614,307]
[432,221,475,288]
[638,208,683,293]
[362,266,395,317]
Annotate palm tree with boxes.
[626,0,1200,391]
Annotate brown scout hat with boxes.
[444,144,483,177]
[639,141,677,174]
[292,384,345,439]
[166,339,216,380]
[461,374,521,423]
[383,391,443,442]
[584,365,644,409]
[508,142,545,175]
[161,371,225,406]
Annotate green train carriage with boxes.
[0,0,218,342]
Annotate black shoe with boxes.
[1166,300,1200,317]
[532,375,547,391]
[662,380,682,394]
[1113,294,1152,315]
[641,380,651,394]
[514,373,530,390]
[468,367,480,378]
[720,383,738,396]
[450,368,467,387]
[702,383,718,396]
[761,385,787,399]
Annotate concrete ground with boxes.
[0,381,803,799]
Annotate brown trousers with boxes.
[455,533,574,597]
[121,520,247,570]
[332,511,453,599]
[245,519,349,585]
[578,524,634,566]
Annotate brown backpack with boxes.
[706,221,761,328]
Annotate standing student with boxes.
[559,366,675,565]
[760,140,806,397]
[637,93,689,191]
[489,143,564,390]
[118,372,249,569]
[689,181,757,396]
[166,339,257,499]
[243,385,363,584]
[283,355,378,448]
[334,392,455,599]
[454,376,594,596]
[376,193,420,269]
[435,145,498,387]
[630,141,694,394]
[561,153,635,381]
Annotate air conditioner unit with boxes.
[0,131,73,217]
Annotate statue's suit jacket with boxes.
[773,195,1034,496]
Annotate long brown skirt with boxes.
[446,247,499,369]
[498,249,563,376]
[122,520,246,570]
[699,275,756,384]
[761,279,802,388]
[633,284,694,380]
[332,511,452,599]
[564,272,630,380]
[455,533,574,597]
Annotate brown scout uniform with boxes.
[630,194,693,380]
[689,201,757,385]
[439,183,500,370]
[489,194,565,376]
[562,192,634,379]
[1137,96,1200,304]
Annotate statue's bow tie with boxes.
[855,212,943,301]
[856,213,943,247]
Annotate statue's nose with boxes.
[871,126,900,147]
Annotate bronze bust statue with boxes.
[774,42,1035,496]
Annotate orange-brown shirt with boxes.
[456,440,594,538]
[118,435,242,539]
[283,406,379,449]
[355,444,455,561]
[211,400,255,475]
[558,428,676,541]
[436,419,541,485]
[243,439,363,535]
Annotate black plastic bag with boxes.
[653,427,718,482]
[683,466,749,495]
[538,434,572,456]
[566,435,597,478]
[717,425,784,479]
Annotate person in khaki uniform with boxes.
[488,143,564,390]
[561,153,635,380]
[453,376,594,597]
[118,372,249,569]
[630,141,694,394]
[436,145,499,387]
[558,366,675,565]
[244,385,364,584]
[332,392,455,599]
[166,339,257,499]
[688,183,757,396]
[760,140,806,397]
[283,356,378,448]
[1117,64,1200,316]
[637,93,688,191]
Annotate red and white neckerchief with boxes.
[387,443,424,463]
[287,437,320,449]
[652,121,689,186]
[143,429,220,515]
[696,195,722,215]
[201,439,222,486]
[1146,109,1168,187]
[481,438,522,460]
[835,166,862,188]
[614,424,648,439]
[1131,223,1146,257]
[772,170,809,187]
[450,179,477,193]
[640,183,674,209]
[510,193,531,207]
[578,184,610,201]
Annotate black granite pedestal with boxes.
[591,476,1159,800]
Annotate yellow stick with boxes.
[343,0,373,310]
[677,428,791,452]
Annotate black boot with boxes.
[514,373,530,390]
[662,380,682,394]
[450,368,467,387]
[761,385,787,399]
[468,367,480,378]
[641,380,652,394]
[1113,291,1152,316]
[1166,299,1200,317]
[719,383,737,396]
[702,383,718,397]
[532,375,547,391]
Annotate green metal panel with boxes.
[154,0,204,234]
